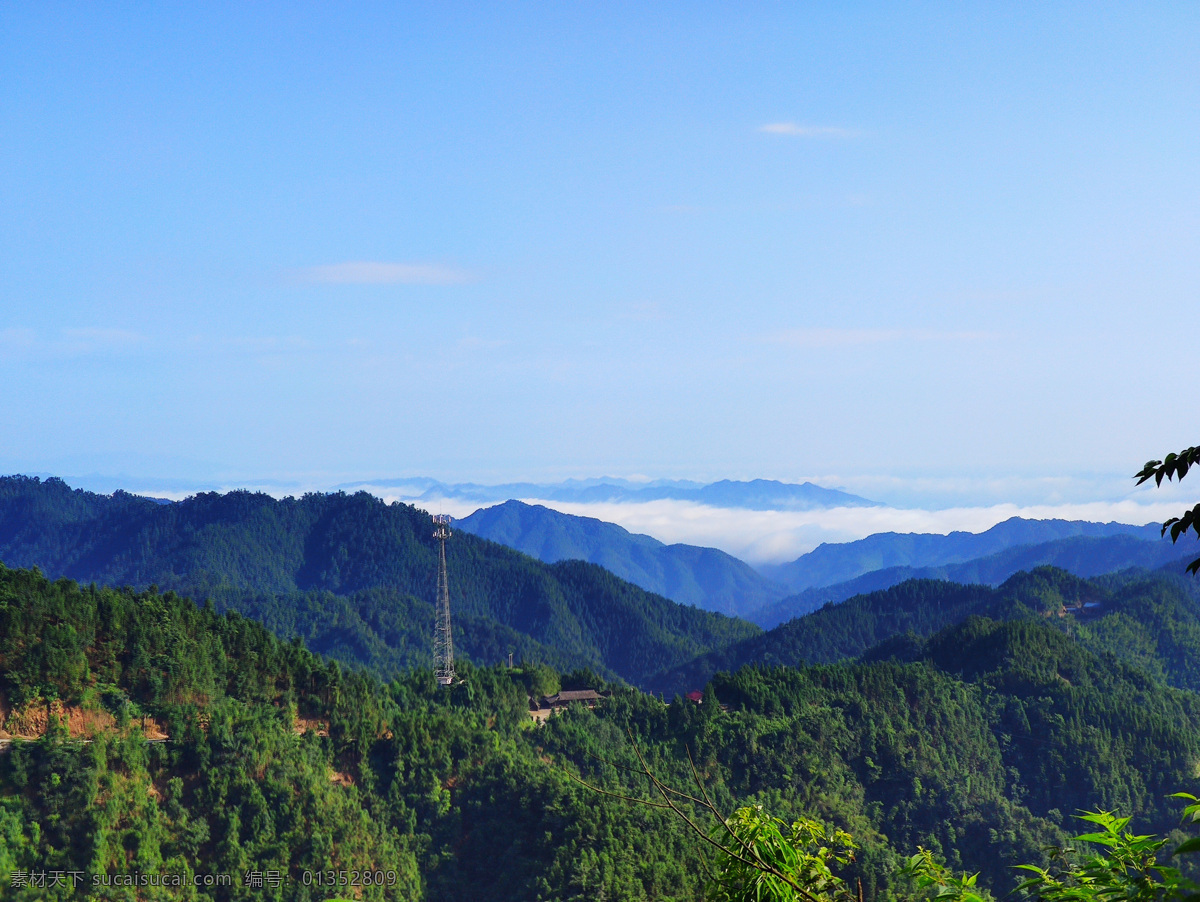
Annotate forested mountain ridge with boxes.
[457,499,788,617]
[0,475,758,687]
[758,516,1164,592]
[649,565,1200,697]
[706,614,1200,868]
[750,531,1196,628]
[5,563,1200,899]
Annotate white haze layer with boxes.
[100,477,1189,567]
[383,495,1186,565]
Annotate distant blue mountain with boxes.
[457,500,789,617]
[757,517,1163,592]
[748,530,1190,628]
[341,477,880,511]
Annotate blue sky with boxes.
[3,3,1198,508]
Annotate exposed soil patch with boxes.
[4,699,50,739]
[64,704,118,738]
[138,716,169,741]
[1,698,165,741]
[294,715,330,737]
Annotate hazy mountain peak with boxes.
[339,475,880,511]
[457,499,788,617]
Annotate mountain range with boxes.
[452,501,1186,630]
[0,475,756,687]
[758,517,1164,591]
[5,473,1194,696]
[750,530,1194,628]
[456,499,788,617]
[9,474,1200,896]
[340,475,881,510]
[648,564,1200,697]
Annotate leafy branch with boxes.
[557,730,856,902]
[1134,448,1200,488]
[1135,446,1200,574]
[899,850,987,902]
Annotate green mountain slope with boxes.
[457,499,787,617]
[704,614,1200,883]
[649,566,1200,697]
[0,476,757,686]
[650,577,1003,695]
[6,564,1200,898]
[0,564,730,901]
[751,532,1193,628]
[876,614,1200,824]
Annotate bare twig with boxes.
[684,744,824,902]
[626,731,820,902]
[557,768,673,809]
[582,749,711,806]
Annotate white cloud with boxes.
[0,327,36,347]
[295,261,473,285]
[225,335,311,352]
[371,493,1181,565]
[82,474,1187,567]
[816,471,1193,509]
[182,334,313,358]
[617,301,669,323]
[765,328,998,348]
[456,335,510,351]
[759,123,857,138]
[62,328,148,346]
[0,327,149,360]
[510,498,1182,564]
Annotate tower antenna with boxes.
[432,514,456,687]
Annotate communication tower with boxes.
[432,514,456,686]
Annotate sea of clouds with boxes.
[374,493,1190,565]
[54,469,1194,567]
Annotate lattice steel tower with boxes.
[432,514,457,686]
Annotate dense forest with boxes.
[5,562,1200,899]
[650,565,1200,695]
[0,476,757,687]
[750,533,1194,628]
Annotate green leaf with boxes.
[1073,831,1119,846]
[1172,837,1200,856]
